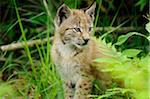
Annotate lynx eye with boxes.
[73,27,81,32]
[65,28,70,31]
[88,27,93,32]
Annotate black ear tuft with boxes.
[85,2,96,20]
[55,4,71,27]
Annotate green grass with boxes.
[0,0,149,99]
[0,0,63,98]
[13,0,62,98]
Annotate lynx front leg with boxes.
[63,81,75,99]
[74,78,92,99]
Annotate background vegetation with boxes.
[0,0,149,99]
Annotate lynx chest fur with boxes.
[52,38,96,82]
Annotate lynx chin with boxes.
[51,2,112,99]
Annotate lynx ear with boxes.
[85,2,96,20]
[55,4,71,27]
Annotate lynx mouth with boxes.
[77,43,87,46]
[74,43,88,49]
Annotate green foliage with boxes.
[94,19,150,98]
[115,32,147,46]
[122,49,141,57]
[64,0,81,8]
[135,0,148,11]
[94,38,149,99]
[0,83,16,98]
[90,88,133,99]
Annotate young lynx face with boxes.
[54,3,96,49]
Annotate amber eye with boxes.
[89,27,93,32]
[65,28,70,31]
[74,27,81,32]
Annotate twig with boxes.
[0,37,53,51]
[95,26,143,32]
[0,26,144,51]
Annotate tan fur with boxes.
[51,3,112,99]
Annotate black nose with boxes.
[82,39,89,45]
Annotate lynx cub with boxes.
[51,2,111,99]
